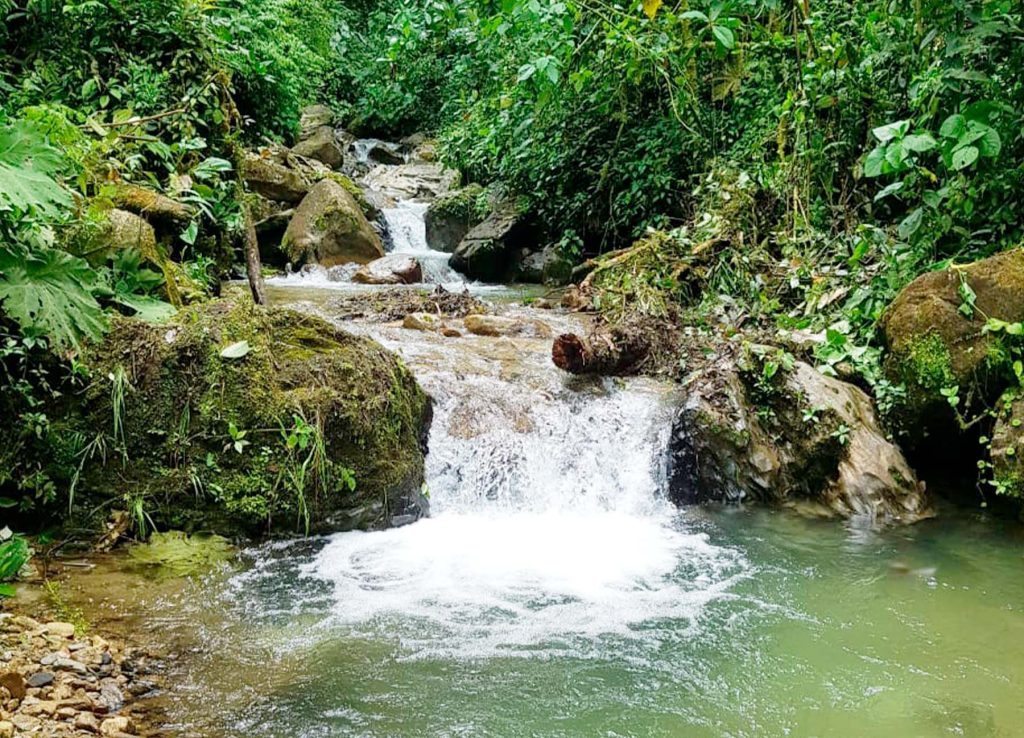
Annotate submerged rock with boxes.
[282,180,384,267]
[62,300,432,534]
[352,254,423,285]
[668,351,926,522]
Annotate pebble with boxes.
[99,715,132,736]
[43,622,77,639]
[0,720,12,738]
[26,672,54,688]
[52,656,89,674]
[75,711,101,733]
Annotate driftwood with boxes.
[552,328,649,375]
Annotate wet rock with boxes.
[881,248,1024,433]
[26,672,53,688]
[403,313,442,332]
[450,203,538,282]
[243,150,310,203]
[293,126,344,169]
[424,184,485,253]
[510,245,573,286]
[299,104,336,139]
[362,162,459,203]
[668,351,926,522]
[283,180,385,267]
[352,255,423,285]
[326,263,360,282]
[360,140,405,166]
[464,315,552,338]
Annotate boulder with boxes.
[65,300,433,534]
[667,350,926,522]
[292,126,344,170]
[424,184,485,253]
[450,204,537,282]
[510,244,573,285]
[354,139,405,166]
[362,162,459,203]
[78,209,157,265]
[282,180,384,267]
[880,248,1024,429]
[299,104,335,140]
[242,151,310,203]
[352,255,423,285]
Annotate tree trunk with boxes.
[243,202,266,306]
[551,329,648,375]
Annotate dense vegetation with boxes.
[1,0,1023,570]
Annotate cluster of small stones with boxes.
[0,615,156,738]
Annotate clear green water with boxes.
[138,506,1024,738]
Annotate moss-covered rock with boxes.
[243,150,311,204]
[62,299,432,536]
[292,126,344,169]
[881,248,1024,430]
[282,180,384,267]
[424,184,486,253]
[667,349,926,522]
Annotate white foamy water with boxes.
[381,199,464,285]
[291,319,749,659]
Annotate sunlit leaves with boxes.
[641,0,662,20]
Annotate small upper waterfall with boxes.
[380,199,464,285]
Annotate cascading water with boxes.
[380,199,464,286]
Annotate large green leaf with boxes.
[0,121,71,216]
[0,245,108,350]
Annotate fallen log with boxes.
[552,329,649,375]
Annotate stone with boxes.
[243,150,310,203]
[424,184,485,253]
[0,720,12,738]
[0,674,24,701]
[44,623,77,639]
[450,204,538,282]
[26,672,54,688]
[510,245,573,286]
[22,699,58,717]
[463,315,552,339]
[9,715,39,733]
[362,162,459,203]
[358,140,405,166]
[667,352,926,522]
[402,313,440,332]
[100,716,132,736]
[292,126,344,169]
[352,255,423,285]
[52,657,88,675]
[298,104,335,139]
[283,180,385,267]
[97,682,123,713]
[75,712,101,734]
[880,248,1024,432]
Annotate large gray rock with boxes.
[282,180,384,267]
[449,205,537,282]
[667,351,926,522]
[424,184,484,253]
[299,104,335,139]
[293,126,344,169]
[243,151,310,203]
[362,163,459,204]
[510,245,573,285]
[352,254,423,285]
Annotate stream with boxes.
[52,148,1024,738]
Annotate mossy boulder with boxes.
[667,350,926,522]
[880,248,1024,434]
[64,299,432,535]
[243,151,311,204]
[424,184,485,253]
[282,180,384,267]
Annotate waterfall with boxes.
[296,314,748,659]
[380,200,464,285]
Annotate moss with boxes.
[321,172,375,218]
[900,332,957,392]
[430,183,486,221]
[57,299,431,537]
